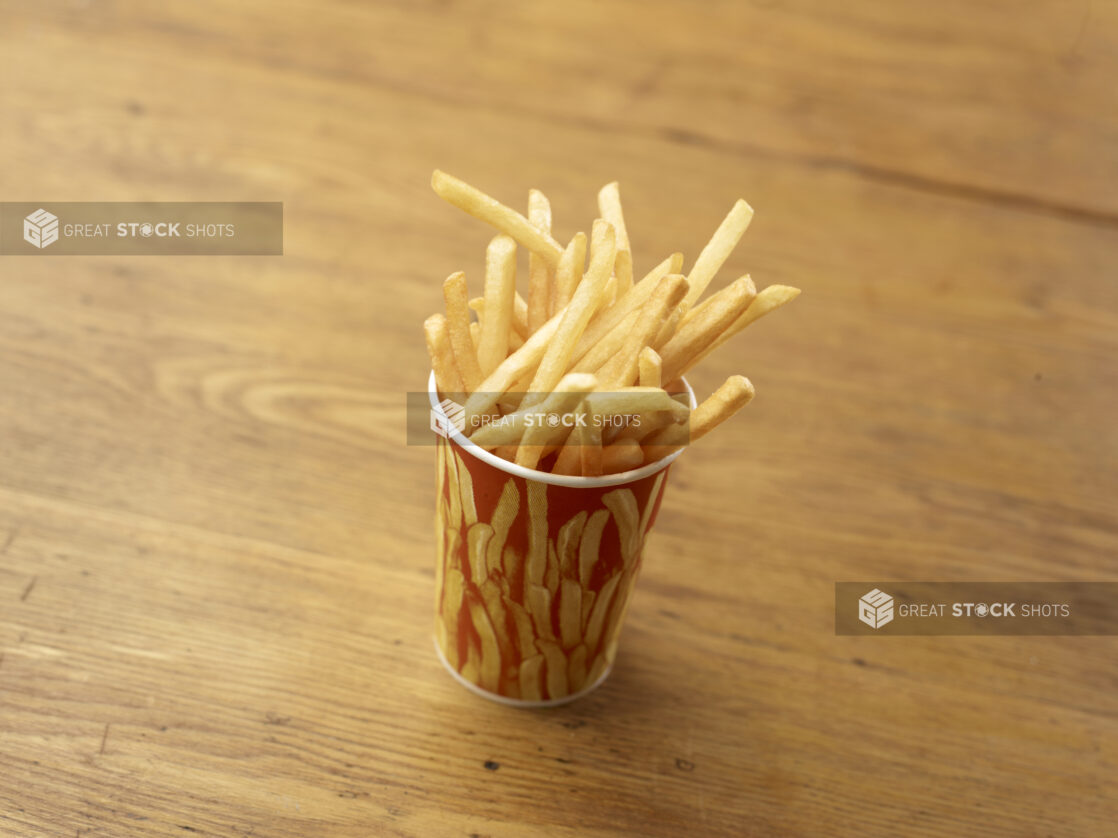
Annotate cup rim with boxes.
[427,370,695,488]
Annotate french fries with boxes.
[429,173,800,701]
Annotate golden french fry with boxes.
[571,308,640,375]
[569,252,680,367]
[486,480,519,576]
[638,347,662,389]
[568,643,589,691]
[442,272,484,393]
[461,301,574,422]
[424,313,464,396]
[467,597,502,692]
[527,189,552,333]
[596,274,688,388]
[578,509,609,590]
[551,438,582,475]
[536,639,570,699]
[471,372,596,449]
[550,232,587,317]
[643,375,756,456]
[524,222,614,407]
[601,438,644,474]
[469,321,479,345]
[513,375,598,469]
[558,578,583,650]
[466,522,494,586]
[432,170,563,268]
[597,181,633,293]
[513,293,530,339]
[583,387,690,423]
[476,235,517,377]
[579,420,603,478]
[682,198,754,309]
[585,573,621,653]
[689,284,801,370]
[660,274,756,382]
[652,306,682,350]
[519,654,545,701]
[603,488,640,569]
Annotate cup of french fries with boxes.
[425,171,799,705]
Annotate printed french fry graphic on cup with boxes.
[433,433,676,705]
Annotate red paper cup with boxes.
[427,372,694,707]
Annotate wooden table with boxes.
[2,2,1116,836]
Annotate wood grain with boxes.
[1,1,1116,836]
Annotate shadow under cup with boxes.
[427,373,692,707]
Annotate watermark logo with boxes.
[858,588,894,629]
[23,208,59,249]
[431,397,466,439]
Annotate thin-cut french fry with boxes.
[660,274,757,382]
[652,306,682,350]
[597,181,633,293]
[578,509,609,590]
[476,235,517,377]
[569,252,681,367]
[688,285,801,370]
[461,302,573,423]
[579,420,603,478]
[469,321,479,345]
[442,272,484,393]
[643,375,756,457]
[550,232,587,317]
[638,347,662,389]
[596,274,688,388]
[682,198,754,309]
[525,221,616,407]
[424,313,464,396]
[583,387,690,423]
[601,438,644,474]
[527,189,552,333]
[571,308,640,375]
[471,373,596,450]
[432,170,563,268]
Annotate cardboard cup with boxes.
[427,372,694,707]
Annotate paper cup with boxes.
[427,372,694,707]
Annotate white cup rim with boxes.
[426,370,695,488]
